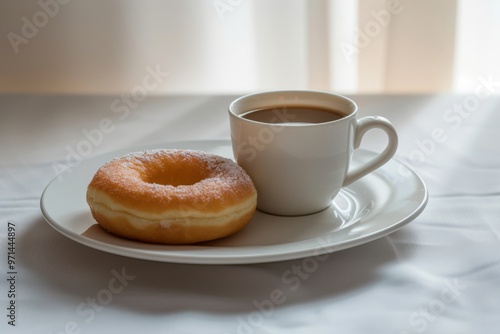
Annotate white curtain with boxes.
[1,0,498,94]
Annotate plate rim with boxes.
[40,139,428,265]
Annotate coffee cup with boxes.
[229,90,398,216]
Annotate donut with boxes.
[86,149,257,244]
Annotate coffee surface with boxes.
[241,106,345,124]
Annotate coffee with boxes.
[241,106,345,125]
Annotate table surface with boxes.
[1,93,499,333]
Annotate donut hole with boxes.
[142,158,210,187]
[146,170,207,187]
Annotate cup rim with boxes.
[228,90,358,127]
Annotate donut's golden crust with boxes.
[86,149,257,244]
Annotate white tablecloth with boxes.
[1,94,499,333]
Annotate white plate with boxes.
[41,139,428,265]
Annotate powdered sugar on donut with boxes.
[88,149,257,214]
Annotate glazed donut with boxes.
[86,149,257,244]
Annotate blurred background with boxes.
[1,0,499,95]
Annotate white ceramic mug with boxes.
[229,90,398,216]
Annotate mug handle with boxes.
[343,116,398,186]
